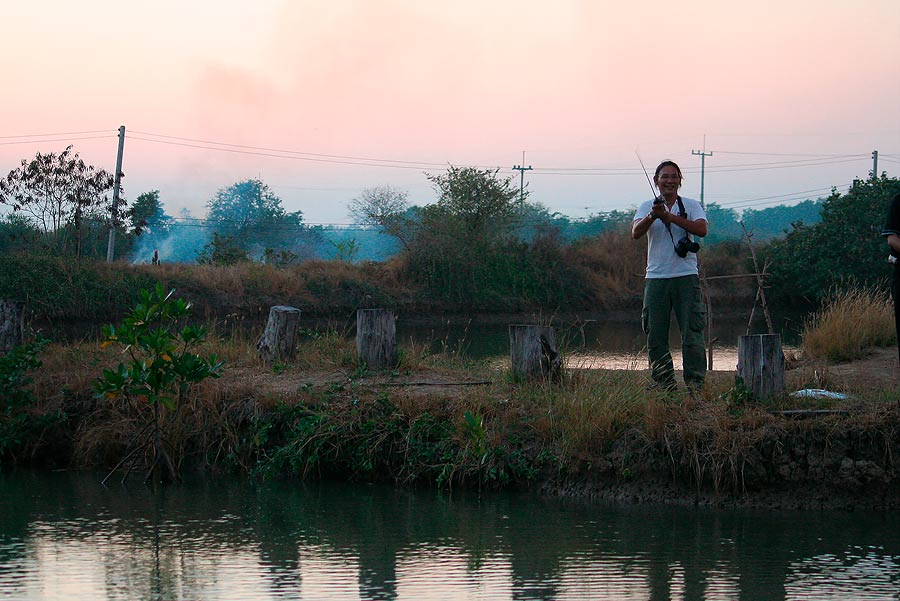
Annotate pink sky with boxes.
[2,0,899,223]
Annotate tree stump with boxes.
[509,324,561,382]
[737,333,785,399]
[0,299,25,354]
[256,306,301,365]
[357,309,397,370]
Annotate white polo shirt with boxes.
[633,196,707,279]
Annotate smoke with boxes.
[129,222,213,264]
[129,222,402,265]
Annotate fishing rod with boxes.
[635,150,662,205]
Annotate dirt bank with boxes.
[202,347,899,511]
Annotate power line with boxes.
[271,184,362,192]
[723,198,828,212]
[713,185,840,208]
[0,135,114,146]
[131,130,450,168]
[123,129,890,180]
[129,135,451,170]
[709,149,867,158]
[0,129,112,139]
[529,156,865,176]
[704,156,864,173]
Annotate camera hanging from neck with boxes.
[663,196,700,258]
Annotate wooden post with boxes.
[0,300,25,354]
[509,324,561,382]
[256,306,301,365]
[737,333,785,399]
[356,309,397,370]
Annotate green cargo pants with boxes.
[641,275,707,390]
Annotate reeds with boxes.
[801,287,895,362]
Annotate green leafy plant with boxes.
[0,338,64,462]
[463,411,487,458]
[718,376,754,416]
[95,284,224,484]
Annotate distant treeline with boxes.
[0,145,823,267]
[2,146,897,318]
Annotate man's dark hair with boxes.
[654,160,684,180]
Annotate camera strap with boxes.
[663,196,689,250]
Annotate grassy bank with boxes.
[0,242,757,324]
[4,318,898,509]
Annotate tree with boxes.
[0,146,115,256]
[424,166,521,235]
[196,232,251,266]
[703,202,743,245]
[0,213,42,254]
[207,178,287,229]
[348,185,416,250]
[741,199,823,241]
[128,190,173,237]
[205,178,317,260]
[404,166,578,307]
[763,175,900,305]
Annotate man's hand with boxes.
[650,202,670,223]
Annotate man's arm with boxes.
[632,213,655,239]
[888,234,900,255]
[656,211,708,237]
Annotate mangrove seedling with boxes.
[95,284,223,485]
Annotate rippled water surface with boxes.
[1,471,897,600]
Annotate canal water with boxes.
[396,312,802,368]
[1,471,897,600]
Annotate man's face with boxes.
[654,166,682,196]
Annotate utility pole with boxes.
[106,125,126,263]
[512,151,532,204]
[872,150,879,180]
[691,138,712,208]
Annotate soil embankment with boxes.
[202,348,900,511]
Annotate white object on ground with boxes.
[790,388,849,400]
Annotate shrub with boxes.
[801,286,895,362]
[0,338,65,463]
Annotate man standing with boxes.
[632,160,708,392]
[882,191,900,365]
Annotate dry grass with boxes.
[801,287,895,362]
[18,316,900,496]
[568,228,645,308]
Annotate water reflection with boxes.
[1,471,897,600]
[398,313,802,362]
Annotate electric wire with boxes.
[530,156,864,176]
[719,197,826,212]
[0,135,115,146]
[712,186,839,208]
[0,129,113,139]
[3,127,894,223]
[709,149,868,158]
[129,135,452,170]
[124,129,888,175]
[130,130,451,168]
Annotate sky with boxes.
[2,0,899,226]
